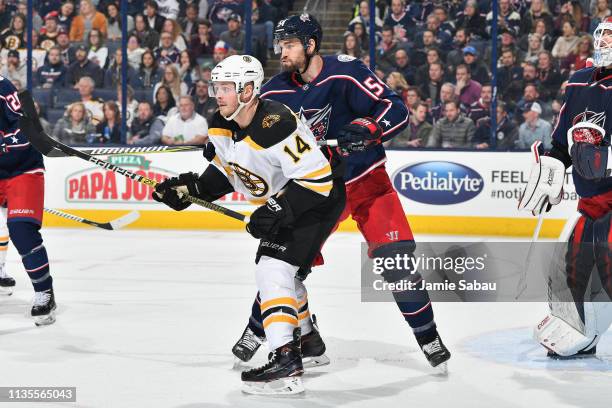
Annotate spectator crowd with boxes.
[347,0,605,150]
[0,0,605,149]
[0,0,291,145]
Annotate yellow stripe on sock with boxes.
[263,314,299,329]
[260,297,298,312]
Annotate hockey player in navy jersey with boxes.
[519,17,612,358]
[232,13,451,371]
[0,77,56,325]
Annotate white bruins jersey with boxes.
[207,99,333,202]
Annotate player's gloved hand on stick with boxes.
[246,196,294,239]
[336,117,382,156]
[152,172,203,211]
[518,141,565,215]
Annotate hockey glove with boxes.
[152,172,203,211]
[571,143,612,181]
[518,142,565,215]
[336,117,382,156]
[246,196,294,240]
[152,188,191,211]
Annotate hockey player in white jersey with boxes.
[153,55,346,394]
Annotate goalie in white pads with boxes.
[519,17,612,358]
[152,55,345,394]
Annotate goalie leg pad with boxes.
[534,314,598,356]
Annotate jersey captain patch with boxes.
[229,162,269,197]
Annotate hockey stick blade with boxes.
[45,145,205,158]
[18,91,248,224]
[43,208,140,230]
[108,210,140,230]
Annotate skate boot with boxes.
[0,265,15,296]
[31,289,56,326]
[301,315,330,368]
[241,329,304,395]
[417,331,451,373]
[232,325,265,362]
[547,346,597,360]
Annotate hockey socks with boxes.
[372,242,437,340]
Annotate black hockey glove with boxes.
[570,143,612,181]
[246,196,294,239]
[152,172,203,211]
[336,117,382,156]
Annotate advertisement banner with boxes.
[42,149,577,236]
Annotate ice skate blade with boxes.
[432,361,448,375]
[242,376,304,395]
[302,353,330,368]
[232,357,252,371]
[0,287,14,296]
[33,310,56,326]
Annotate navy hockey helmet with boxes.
[273,13,323,55]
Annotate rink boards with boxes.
[40,149,578,237]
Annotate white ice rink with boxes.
[1,229,612,408]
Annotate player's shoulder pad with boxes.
[0,75,17,94]
[261,72,292,94]
[248,99,298,148]
[568,66,597,84]
[208,111,241,137]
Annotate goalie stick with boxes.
[46,145,204,158]
[17,91,249,224]
[44,208,140,230]
[515,212,544,299]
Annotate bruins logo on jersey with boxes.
[262,114,281,129]
[229,162,269,197]
[4,35,22,50]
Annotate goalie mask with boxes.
[593,16,612,67]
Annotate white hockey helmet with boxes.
[593,17,612,67]
[210,55,264,121]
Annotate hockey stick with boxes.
[18,91,249,224]
[46,145,204,158]
[515,212,544,299]
[44,208,140,230]
[317,139,338,147]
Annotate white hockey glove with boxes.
[518,141,565,215]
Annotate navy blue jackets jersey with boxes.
[0,76,45,179]
[552,67,612,197]
[261,55,409,181]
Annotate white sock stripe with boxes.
[30,271,50,283]
[21,244,45,258]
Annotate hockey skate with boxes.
[232,325,265,363]
[31,289,56,326]
[301,315,330,368]
[0,265,15,296]
[546,346,597,360]
[241,329,304,395]
[418,332,451,374]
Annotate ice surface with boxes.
[1,230,611,408]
